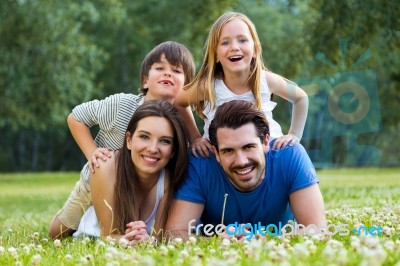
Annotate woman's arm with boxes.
[91,152,119,238]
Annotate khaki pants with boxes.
[57,171,91,230]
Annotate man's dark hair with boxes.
[209,100,269,150]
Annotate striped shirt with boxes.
[72,93,144,183]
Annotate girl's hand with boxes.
[272,134,300,150]
[191,137,213,158]
[89,148,112,173]
[123,221,149,246]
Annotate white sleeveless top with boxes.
[202,71,283,140]
[73,169,165,238]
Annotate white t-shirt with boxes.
[202,71,283,139]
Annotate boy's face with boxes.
[143,54,185,103]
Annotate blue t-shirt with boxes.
[174,142,318,227]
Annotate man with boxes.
[165,100,325,239]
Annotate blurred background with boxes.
[0,0,398,171]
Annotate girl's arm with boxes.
[266,71,309,149]
[174,87,213,157]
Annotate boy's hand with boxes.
[191,137,213,158]
[89,148,112,173]
[272,134,300,150]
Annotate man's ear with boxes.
[262,134,270,153]
[211,145,221,163]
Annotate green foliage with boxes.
[0,1,107,131]
[0,0,398,170]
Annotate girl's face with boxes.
[143,54,185,103]
[127,116,174,179]
[216,19,255,76]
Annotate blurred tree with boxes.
[300,0,399,166]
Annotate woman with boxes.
[73,100,188,245]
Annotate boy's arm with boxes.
[67,113,111,172]
[266,71,308,149]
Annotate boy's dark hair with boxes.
[140,41,195,95]
[209,100,270,150]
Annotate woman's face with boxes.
[127,116,174,179]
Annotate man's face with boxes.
[212,122,269,192]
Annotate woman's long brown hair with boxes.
[114,100,189,233]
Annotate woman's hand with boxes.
[123,221,149,246]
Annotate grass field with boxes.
[0,169,399,265]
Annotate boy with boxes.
[49,41,195,238]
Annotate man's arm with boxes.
[289,184,326,226]
[164,199,204,239]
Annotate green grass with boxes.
[1,169,399,265]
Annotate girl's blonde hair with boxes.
[187,11,265,119]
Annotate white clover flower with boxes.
[53,239,62,248]
[36,244,43,253]
[322,245,335,261]
[8,247,17,258]
[327,239,343,249]
[221,238,230,247]
[42,238,49,243]
[104,252,114,261]
[0,246,4,255]
[31,254,41,265]
[23,245,30,254]
[179,249,189,258]
[382,226,394,236]
[80,254,94,264]
[65,254,73,260]
[118,238,129,248]
[384,240,395,251]
[188,236,197,244]
[293,243,310,258]
[158,245,168,256]
[173,237,183,244]
[337,249,349,265]
[140,255,155,266]
[96,239,106,247]
[106,247,119,255]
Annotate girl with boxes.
[174,12,308,157]
[73,100,189,244]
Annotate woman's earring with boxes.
[127,145,131,150]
